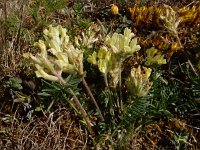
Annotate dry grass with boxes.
[0,104,88,150]
[0,0,33,76]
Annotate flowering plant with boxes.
[126,66,153,97]
[24,25,84,82]
[88,28,141,87]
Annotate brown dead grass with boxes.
[0,104,88,150]
[0,0,33,76]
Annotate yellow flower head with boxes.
[160,5,180,36]
[168,42,181,57]
[111,4,119,15]
[87,27,140,88]
[126,66,153,97]
[145,47,166,66]
[24,25,85,82]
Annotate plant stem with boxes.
[104,73,109,87]
[113,88,120,111]
[119,62,124,112]
[82,77,105,121]
[68,88,94,135]
[54,72,94,134]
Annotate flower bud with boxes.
[111,4,119,15]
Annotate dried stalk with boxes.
[54,72,94,134]
[82,77,104,121]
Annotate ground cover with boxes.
[0,0,200,149]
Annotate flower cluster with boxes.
[126,66,153,97]
[178,5,200,24]
[87,28,141,87]
[160,5,180,36]
[24,25,84,82]
[75,23,100,48]
[129,5,162,27]
[145,47,166,66]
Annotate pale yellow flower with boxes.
[24,25,86,82]
[145,47,166,66]
[87,51,97,65]
[88,27,141,88]
[160,5,181,36]
[34,40,47,57]
[35,64,58,81]
[127,66,153,97]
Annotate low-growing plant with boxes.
[160,5,198,76]
[24,24,106,134]
[23,24,156,147]
[2,1,198,149]
[3,77,23,90]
